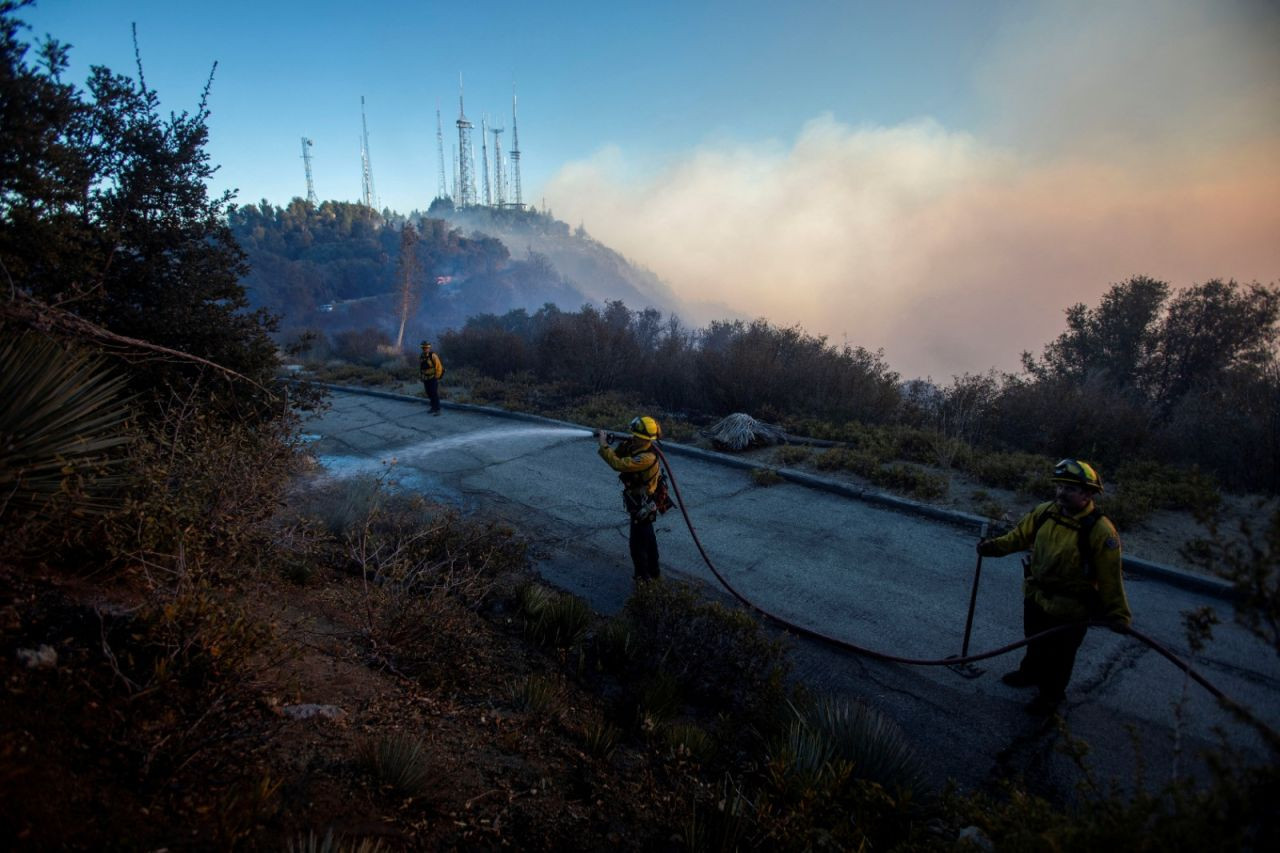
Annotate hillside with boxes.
[230,199,696,347]
[438,204,683,316]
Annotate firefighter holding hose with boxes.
[597,416,669,582]
[977,458,1131,715]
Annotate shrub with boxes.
[772,446,812,466]
[309,362,401,387]
[621,582,792,728]
[1113,461,1221,514]
[751,467,784,487]
[962,450,1054,494]
[870,464,948,501]
[813,447,880,478]
[330,327,393,365]
[971,491,1011,524]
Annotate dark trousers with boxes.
[629,519,660,581]
[422,378,440,412]
[1018,597,1088,701]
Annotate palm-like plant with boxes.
[0,333,134,520]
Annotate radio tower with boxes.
[509,90,523,209]
[480,116,492,207]
[300,137,318,206]
[455,76,475,208]
[435,106,448,201]
[491,125,505,208]
[359,96,377,210]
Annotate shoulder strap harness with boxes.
[1031,505,1105,579]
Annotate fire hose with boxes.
[644,441,1279,745]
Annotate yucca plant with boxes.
[787,695,925,797]
[582,716,619,760]
[528,593,591,649]
[664,721,712,761]
[508,673,562,716]
[288,828,386,853]
[355,731,431,796]
[637,669,682,726]
[594,618,637,671]
[684,773,753,852]
[515,581,555,618]
[0,333,135,521]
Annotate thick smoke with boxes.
[543,1,1279,380]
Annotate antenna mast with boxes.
[491,125,505,208]
[510,89,523,209]
[301,137,318,206]
[435,105,448,201]
[359,96,377,210]
[480,116,492,207]
[455,75,476,208]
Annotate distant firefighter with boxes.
[419,341,444,415]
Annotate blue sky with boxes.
[19,0,1005,210]
[17,1,1280,379]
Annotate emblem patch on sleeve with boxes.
[1104,536,1120,550]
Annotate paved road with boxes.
[303,388,1280,797]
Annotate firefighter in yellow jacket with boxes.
[977,458,1131,715]
[597,416,664,582]
[419,341,443,415]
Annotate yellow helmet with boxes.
[1051,458,1103,493]
[629,415,661,442]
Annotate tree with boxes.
[1025,275,1169,393]
[393,223,421,349]
[1149,279,1280,414]
[0,6,278,410]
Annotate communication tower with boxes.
[359,96,377,210]
[300,137,318,206]
[509,90,523,209]
[491,126,505,207]
[435,106,448,201]
[455,76,476,208]
[480,116,492,207]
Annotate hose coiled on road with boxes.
[653,443,1279,746]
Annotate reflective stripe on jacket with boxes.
[986,500,1131,624]
[419,352,443,380]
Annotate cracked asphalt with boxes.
[304,388,1280,797]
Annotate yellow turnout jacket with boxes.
[419,351,443,380]
[985,500,1131,624]
[597,440,660,496]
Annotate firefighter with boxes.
[977,458,1131,715]
[419,341,444,415]
[596,416,666,582]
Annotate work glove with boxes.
[976,539,1000,557]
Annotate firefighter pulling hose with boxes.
[592,418,1277,740]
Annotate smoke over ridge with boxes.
[544,1,1280,380]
